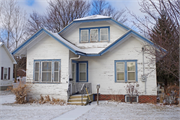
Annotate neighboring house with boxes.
[0,42,17,90]
[12,15,166,103]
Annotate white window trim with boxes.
[81,30,89,42]
[100,28,108,41]
[90,29,98,42]
[79,63,87,82]
[116,62,125,82]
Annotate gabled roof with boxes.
[58,15,130,34]
[0,42,17,64]
[12,28,166,57]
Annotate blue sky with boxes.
[17,0,143,30]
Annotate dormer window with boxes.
[80,26,110,43]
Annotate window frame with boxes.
[79,63,87,82]
[33,59,61,83]
[79,26,110,43]
[41,61,52,82]
[115,60,138,83]
[81,29,89,43]
[100,28,108,41]
[90,29,98,42]
[3,67,8,80]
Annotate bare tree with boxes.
[91,0,127,23]
[26,11,44,38]
[0,0,27,50]
[128,0,179,85]
[27,0,90,35]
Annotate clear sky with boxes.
[17,0,143,30]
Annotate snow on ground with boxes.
[0,91,180,120]
[0,91,76,120]
[77,101,180,120]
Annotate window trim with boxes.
[114,60,138,83]
[33,59,61,83]
[79,26,110,43]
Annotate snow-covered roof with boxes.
[0,42,17,64]
[74,15,111,21]
[12,27,166,57]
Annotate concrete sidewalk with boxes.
[52,104,95,120]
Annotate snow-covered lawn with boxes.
[0,91,180,120]
[0,91,76,120]
[77,101,180,120]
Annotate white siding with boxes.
[61,21,127,48]
[26,35,69,100]
[0,46,14,87]
[76,36,157,96]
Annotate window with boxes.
[72,63,76,81]
[115,60,137,82]
[79,63,87,81]
[127,62,136,81]
[80,26,110,43]
[34,59,61,83]
[54,62,59,81]
[81,30,89,42]
[116,62,125,81]
[42,62,51,82]
[4,68,8,79]
[100,28,108,41]
[35,62,40,81]
[1,67,10,80]
[90,29,98,42]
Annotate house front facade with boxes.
[0,42,17,90]
[12,15,162,103]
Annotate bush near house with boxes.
[11,81,29,104]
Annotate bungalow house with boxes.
[12,15,165,104]
[0,42,17,90]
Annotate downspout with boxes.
[142,47,146,94]
[67,55,81,102]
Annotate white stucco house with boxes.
[12,15,166,104]
[0,42,17,90]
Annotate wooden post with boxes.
[97,88,99,105]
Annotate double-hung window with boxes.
[1,67,10,80]
[79,63,87,81]
[100,28,108,41]
[34,59,61,83]
[115,60,137,82]
[80,26,110,42]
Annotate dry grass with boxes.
[29,95,66,105]
[11,81,29,104]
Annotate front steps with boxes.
[67,94,92,106]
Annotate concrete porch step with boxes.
[67,102,87,106]
[69,94,91,99]
[68,98,87,102]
